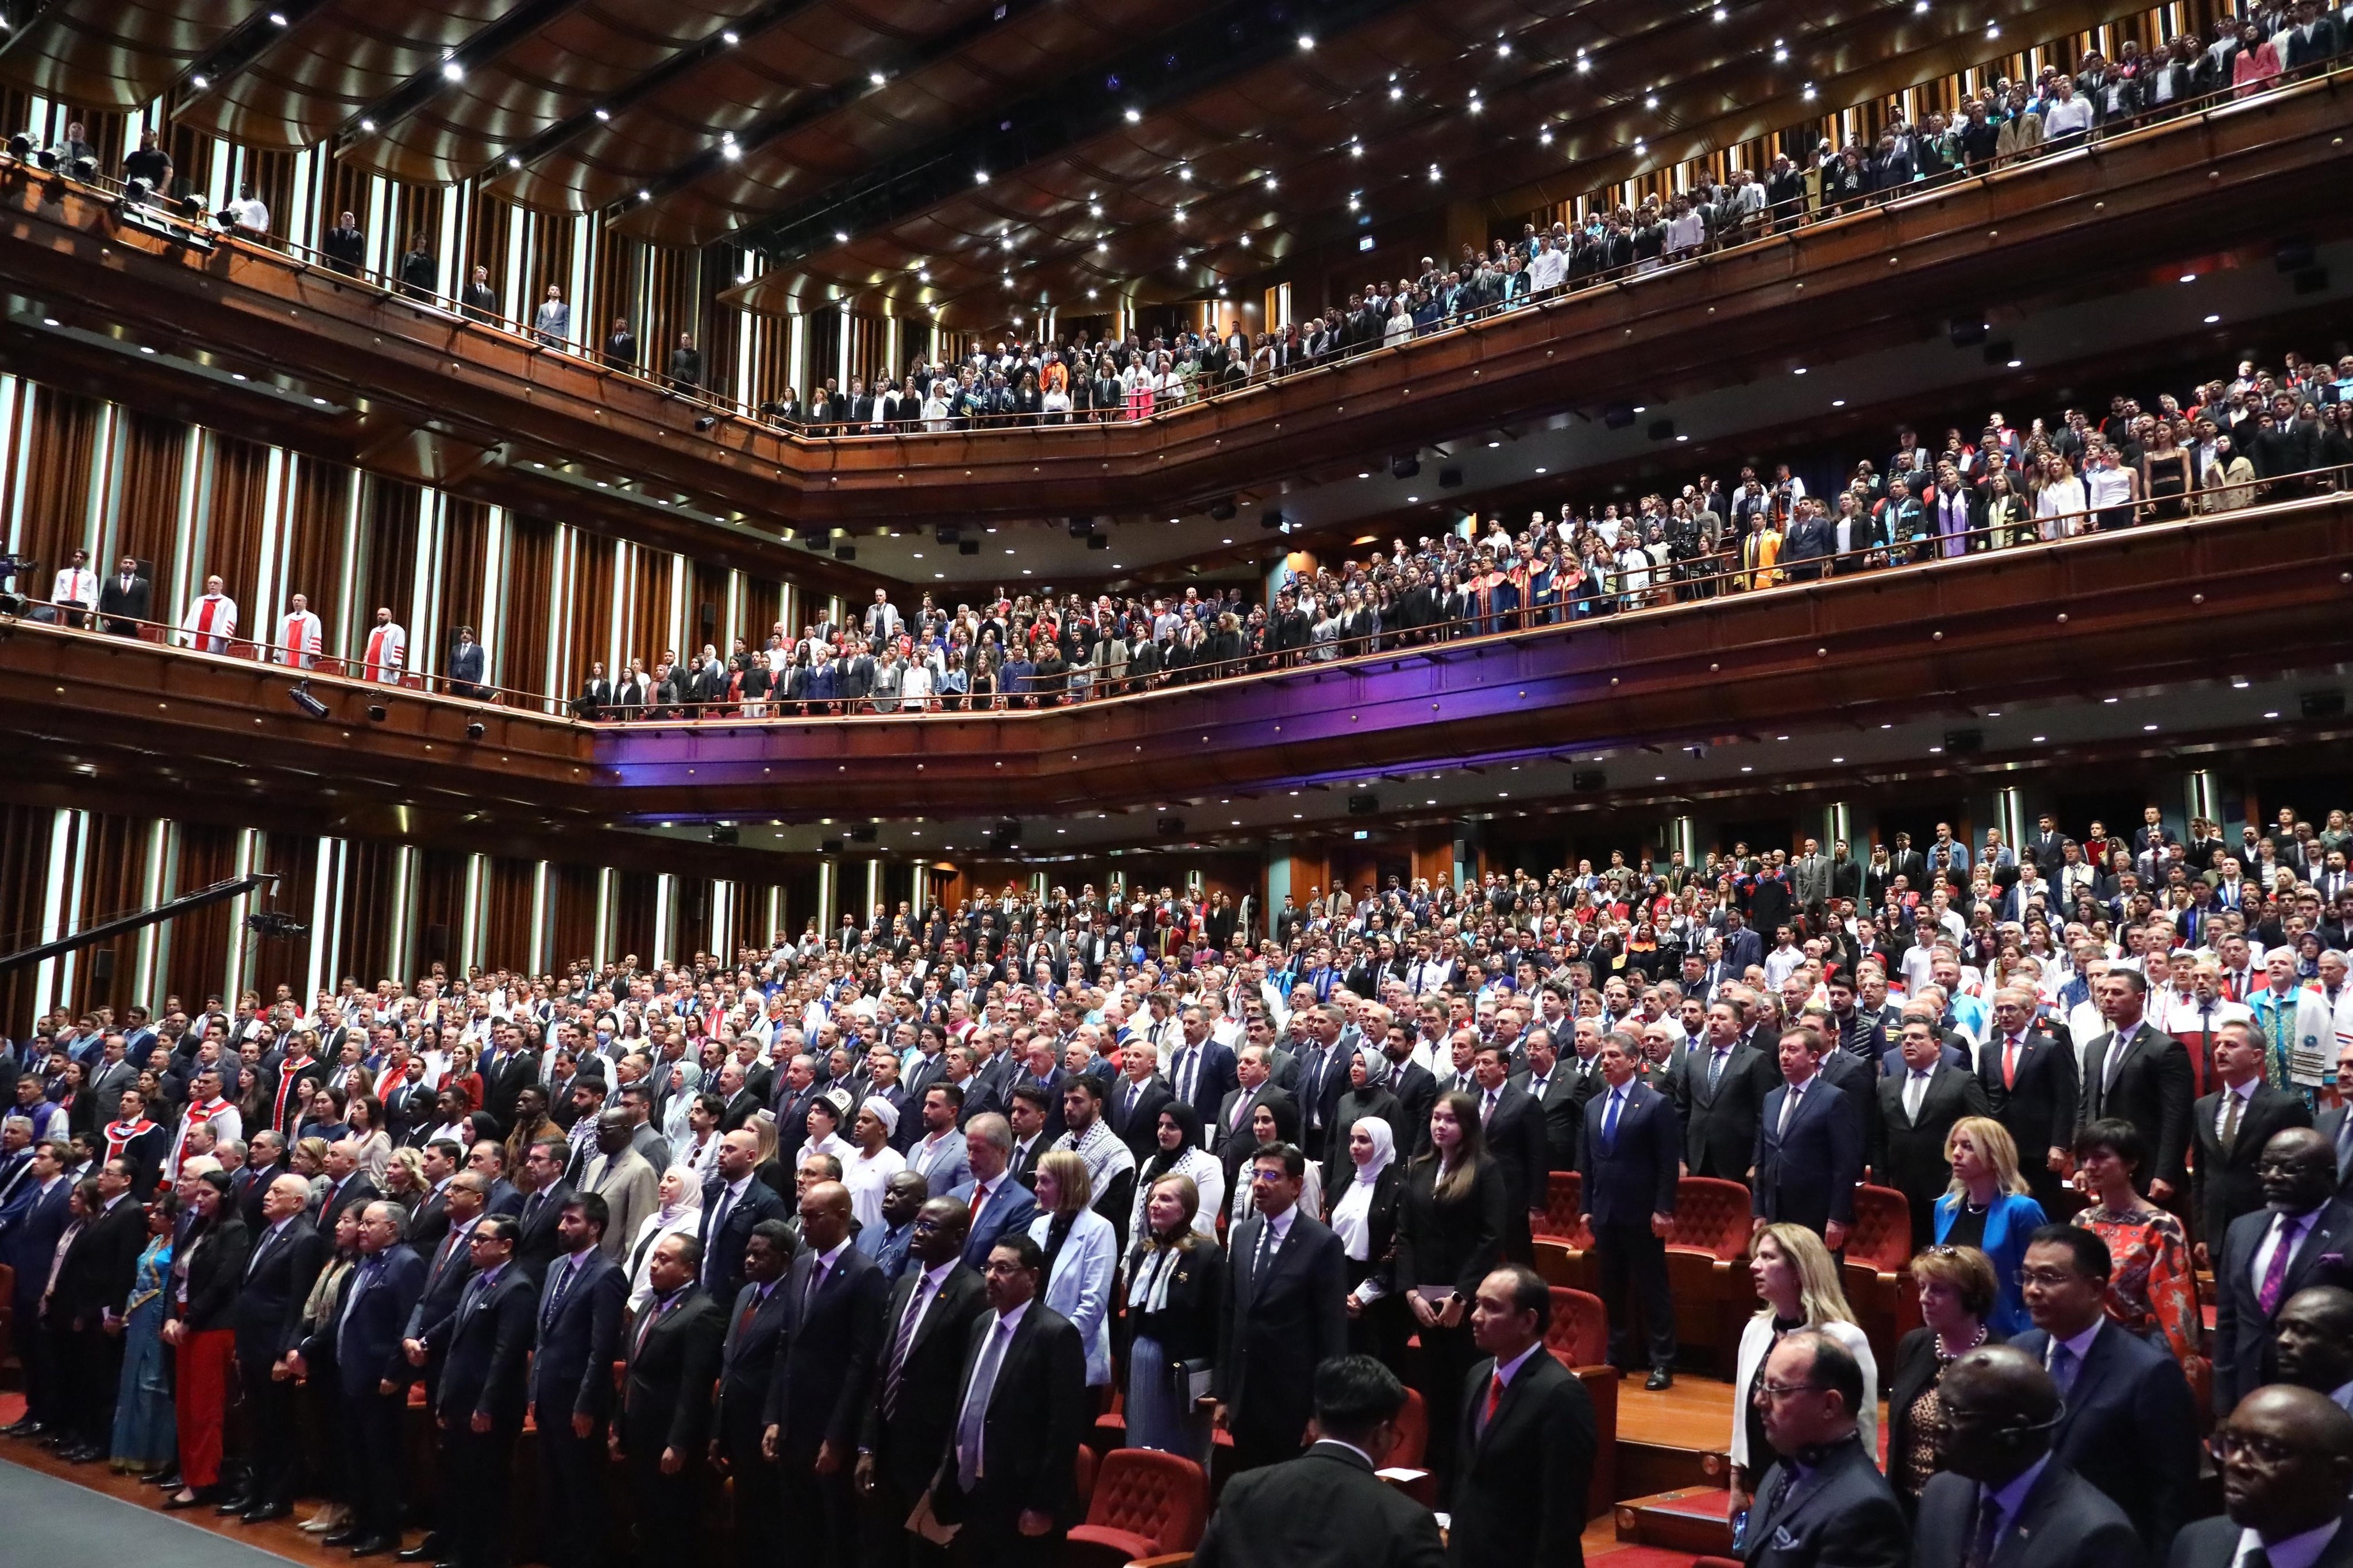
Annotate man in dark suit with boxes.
[2165,1385,2353,1568]
[1193,1355,1446,1568]
[411,1214,534,1568]
[1165,1006,1241,1142]
[1981,987,2078,1215]
[477,1031,539,1137]
[0,1142,77,1439]
[711,1221,796,1568]
[1005,1085,1055,1185]
[314,1138,380,1232]
[1913,1345,2141,1568]
[43,1160,146,1463]
[925,1230,1086,1567]
[1105,1041,1173,1164]
[1520,1030,1583,1174]
[2076,969,2193,1200]
[949,1115,1037,1270]
[618,1233,726,1568]
[2317,1096,2353,1202]
[1676,1001,1778,1181]
[399,1169,489,1427]
[855,1199,989,1566]
[1876,1019,1992,1246]
[762,1179,886,1568]
[2193,1019,2315,1258]
[1380,1023,1441,1161]
[698,1127,789,1307]
[1216,1141,1349,1472]
[291,1200,423,1556]
[511,1137,573,1281]
[98,555,152,634]
[2213,1127,2353,1412]
[1578,1034,1680,1388]
[529,1194,627,1568]
[1215,1045,1295,1179]
[1752,1027,1861,1249]
[2009,1223,2199,1554]
[229,1172,326,1520]
[1471,1044,1552,1264]
[1287,1006,1359,1165]
[1450,1265,1598,1568]
[1739,1330,1907,1568]
[404,1141,465,1252]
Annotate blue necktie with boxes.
[1602,1090,1624,1152]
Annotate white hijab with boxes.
[1328,1117,1397,1261]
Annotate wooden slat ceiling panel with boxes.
[627,0,1175,246]
[362,0,773,185]
[175,0,516,149]
[499,0,1003,215]
[0,0,260,109]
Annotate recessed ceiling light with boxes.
[2204,314,2220,324]
[440,59,463,80]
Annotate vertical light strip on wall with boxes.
[223,826,262,1003]
[387,844,418,980]
[31,814,68,1020]
[529,861,551,974]
[287,144,320,253]
[438,183,464,299]
[178,430,218,626]
[711,880,735,961]
[652,873,676,965]
[80,402,117,561]
[334,471,365,662]
[503,209,530,323]
[666,552,686,659]
[0,374,25,554]
[409,489,443,670]
[763,886,781,951]
[817,860,836,936]
[365,174,392,277]
[252,446,287,634]
[305,836,340,1002]
[479,504,509,685]
[724,570,743,653]
[864,860,880,926]
[323,835,347,991]
[542,525,574,701]
[131,818,171,1006]
[787,314,807,401]
[608,539,632,674]
[565,215,593,350]
[593,866,617,968]
[461,852,488,971]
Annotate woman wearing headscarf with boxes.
[1119,1172,1226,1460]
[1224,1093,1323,1231]
[1324,1052,1403,1198]
[624,1165,707,1315]
[1328,1115,1405,1367]
[1128,1102,1224,1244]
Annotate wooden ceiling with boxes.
[0,0,2153,327]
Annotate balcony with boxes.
[0,68,2344,577]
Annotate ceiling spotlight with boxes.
[1124,106,1141,122]
[594,107,610,121]
[1468,94,1483,112]
[358,117,374,131]
[1428,163,1441,180]
[2204,313,2221,324]
[507,155,520,168]
[975,169,988,183]
[834,230,848,242]
[1644,94,1658,109]
[1539,129,1553,144]
[1349,138,1363,157]
[1714,5,1727,17]
[868,70,886,86]
[464,720,486,740]
[268,10,288,24]
[1264,175,1277,190]
[286,682,329,719]
[191,74,210,89]
[1388,84,1402,99]
[1773,45,1788,60]
[721,29,739,43]
[1802,82,1816,98]
[1297,32,1314,48]
[638,188,650,200]
[365,703,388,723]
[440,58,464,80]
[1576,55,1591,72]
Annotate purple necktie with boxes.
[2259,1216,2305,1316]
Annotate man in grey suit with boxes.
[1789,838,1832,918]
[1914,1346,2141,1568]
[2165,1385,2353,1568]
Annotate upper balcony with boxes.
[6,473,2349,859]
[0,67,2345,587]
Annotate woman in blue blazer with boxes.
[1931,1115,2049,1335]
[1027,1148,1118,1390]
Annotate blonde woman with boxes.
[1729,1222,1880,1521]
[1028,1149,1118,1388]
[1931,1116,2046,1334]
[1120,1172,1226,1460]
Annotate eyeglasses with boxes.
[2013,1268,2082,1289]
[2208,1430,2305,1466]
[1753,1380,1823,1402]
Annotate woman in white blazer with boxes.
[1727,1221,1881,1522]
[1028,1149,1118,1389]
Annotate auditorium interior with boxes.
[1,0,2351,1564]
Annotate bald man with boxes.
[231,1172,327,1520]
[1914,1346,2139,1568]
[2277,1287,2353,1412]
[2215,1127,2353,1412]
[2166,1385,2353,1568]
[762,1180,886,1568]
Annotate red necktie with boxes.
[1483,1372,1505,1429]
[2003,1036,2020,1091]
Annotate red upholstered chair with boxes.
[1841,1184,1916,1368]
[1539,1289,1617,1519]
[1533,1173,1595,1291]
[1074,1444,1098,1513]
[1392,1385,1429,1470]
[1664,1177,1753,1373]
[1063,1449,1210,1568]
